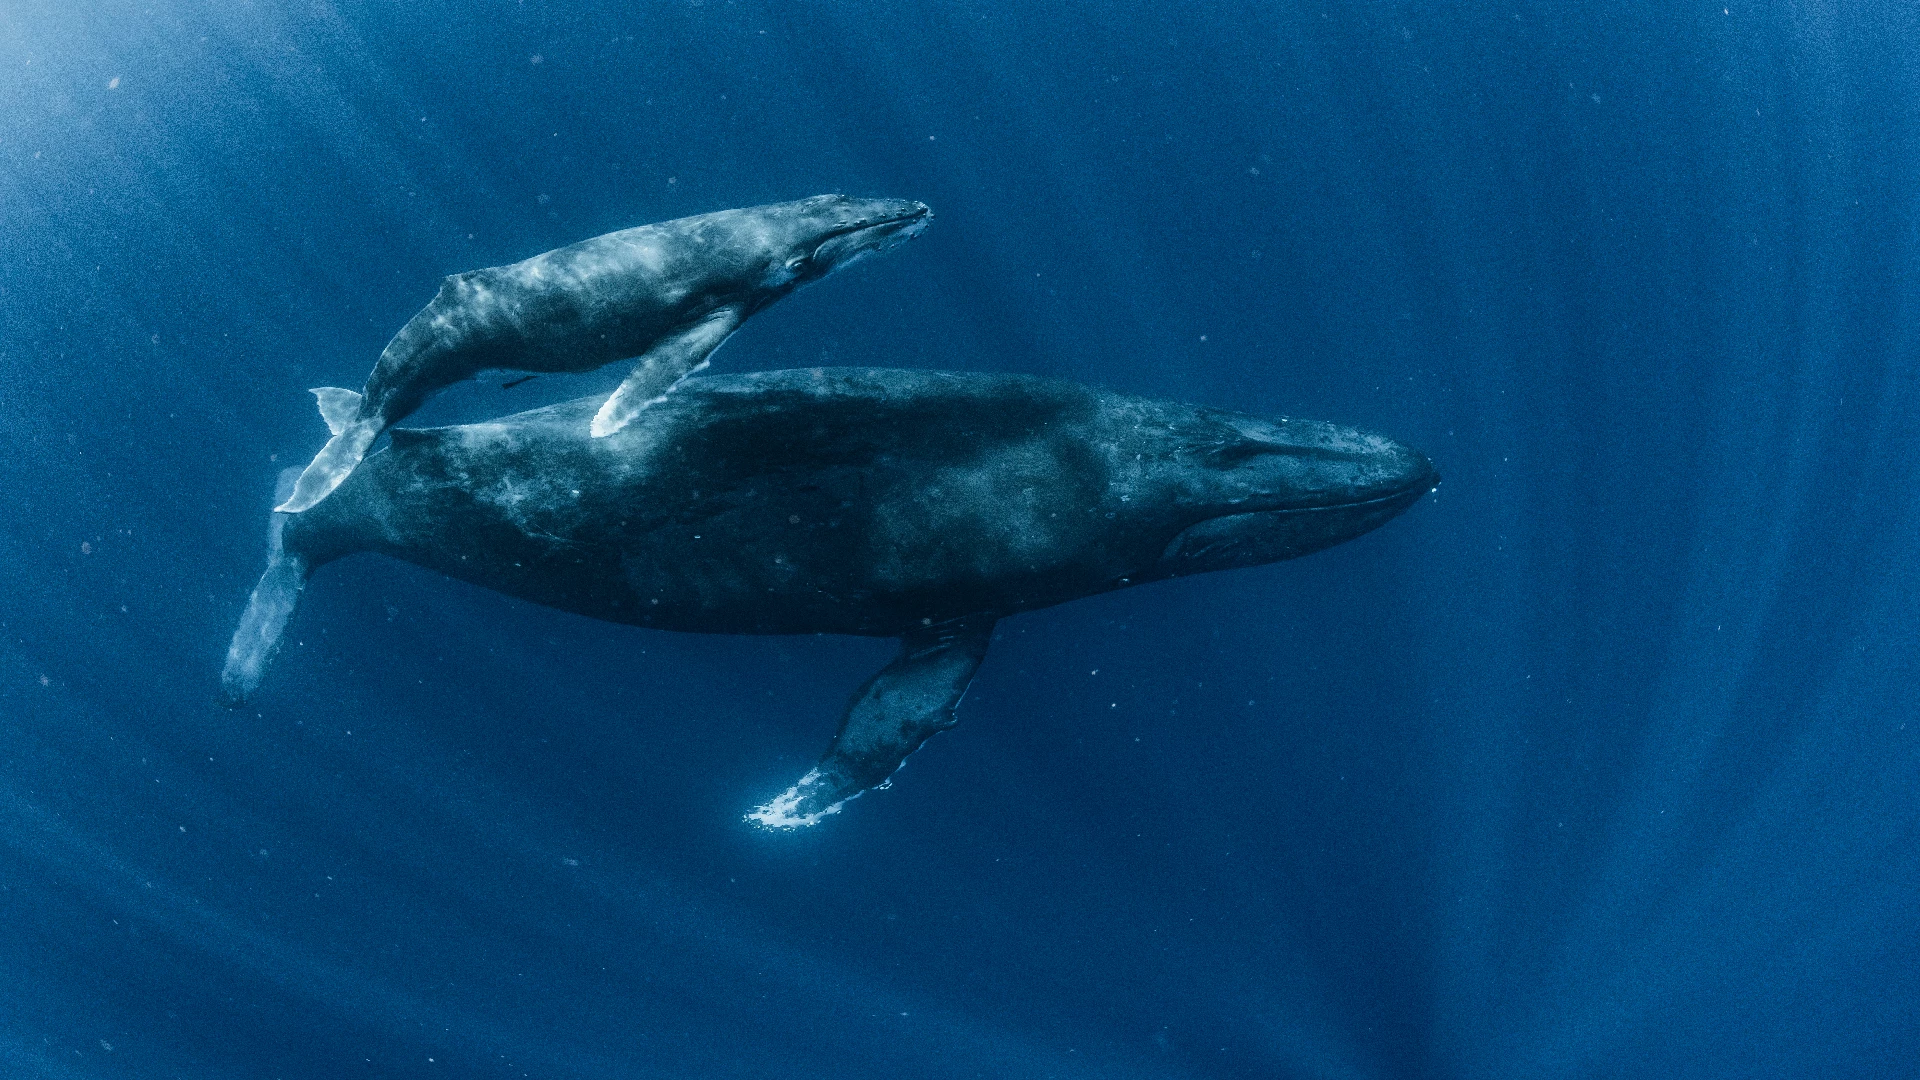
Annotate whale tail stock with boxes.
[220,468,312,706]
[274,387,379,513]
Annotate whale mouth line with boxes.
[811,204,932,250]
[1156,474,1438,571]
[1230,473,1440,517]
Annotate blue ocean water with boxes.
[3,1,1917,1076]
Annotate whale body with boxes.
[275,195,931,514]
[225,368,1436,826]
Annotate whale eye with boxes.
[786,254,810,271]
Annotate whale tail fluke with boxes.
[221,470,312,706]
[275,388,378,513]
[311,386,363,436]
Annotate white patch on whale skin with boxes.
[448,425,576,524]
[745,768,856,829]
[607,228,669,274]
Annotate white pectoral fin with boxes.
[748,616,996,829]
[590,307,743,437]
[311,387,363,436]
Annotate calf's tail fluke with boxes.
[220,470,312,706]
[274,387,378,513]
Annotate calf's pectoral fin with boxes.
[748,615,996,829]
[590,306,744,437]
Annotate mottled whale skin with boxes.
[276,194,931,514]
[225,368,1436,826]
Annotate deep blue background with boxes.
[3,1,1917,1076]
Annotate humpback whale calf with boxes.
[275,194,932,514]
[225,369,1436,827]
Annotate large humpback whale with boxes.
[275,194,931,514]
[225,368,1436,827]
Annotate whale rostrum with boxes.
[226,368,1437,827]
[275,194,932,514]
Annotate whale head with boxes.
[739,194,933,288]
[1148,416,1438,579]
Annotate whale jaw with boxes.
[1153,431,1439,579]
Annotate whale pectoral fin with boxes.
[221,476,312,706]
[589,306,743,437]
[748,615,996,829]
